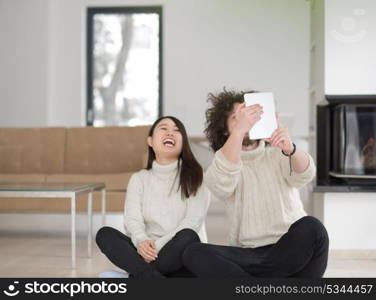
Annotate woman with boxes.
[183,89,329,278]
[96,116,209,278]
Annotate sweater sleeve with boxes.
[204,149,242,201]
[278,150,316,189]
[154,187,210,253]
[123,173,151,248]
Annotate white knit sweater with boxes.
[124,160,210,253]
[204,140,316,248]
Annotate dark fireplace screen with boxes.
[331,104,376,178]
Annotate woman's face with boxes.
[147,118,183,160]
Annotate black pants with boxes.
[96,227,199,278]
[183,216,329,278]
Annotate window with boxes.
[87,7,162,126]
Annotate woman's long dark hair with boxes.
[146,116,203,199]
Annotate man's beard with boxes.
[242,134,258,147]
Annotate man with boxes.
[183,89,329,278]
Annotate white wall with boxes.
[325,0,376,95]
[0,0,49,126]
[0,0,310,138]
[162,0,310,137]
[314,193,376,250]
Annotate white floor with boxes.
[1,210,376,277]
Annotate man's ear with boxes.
[224,125,229,136]
[147,136,153,147]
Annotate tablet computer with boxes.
[244,92,278,139]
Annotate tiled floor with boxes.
[1,210,376,278]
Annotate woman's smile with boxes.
[162,137,176,147]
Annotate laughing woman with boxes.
[96,116,210,278]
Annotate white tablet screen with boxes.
[244,92,278,139]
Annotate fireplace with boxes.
[317,99,376,188]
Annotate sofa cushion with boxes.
[0,174,46,182]
[0,128,65,174]
[64,126,150,174]
[45,172,133,191]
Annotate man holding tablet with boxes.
[183,88,329,278]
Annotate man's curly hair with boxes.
[204,88,257,152]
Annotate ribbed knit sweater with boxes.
[204,140,316,248]
[124,160,210,253]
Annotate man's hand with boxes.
[220,102,263,163]
[233,103,264,135]
[137,240,158,263]
[264,113,294,154]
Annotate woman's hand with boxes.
[264,113,294,154]
[138,240,158,263]
[233,103,264,135]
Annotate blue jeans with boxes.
[182,216,329,278]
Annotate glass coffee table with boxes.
[0,182,106,269]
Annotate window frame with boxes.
[86,6,163,126]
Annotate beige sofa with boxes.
[0,126,150,212]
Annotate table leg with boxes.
[71,194,76,269]
[88,191,93,258]
[101,188,106,226]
